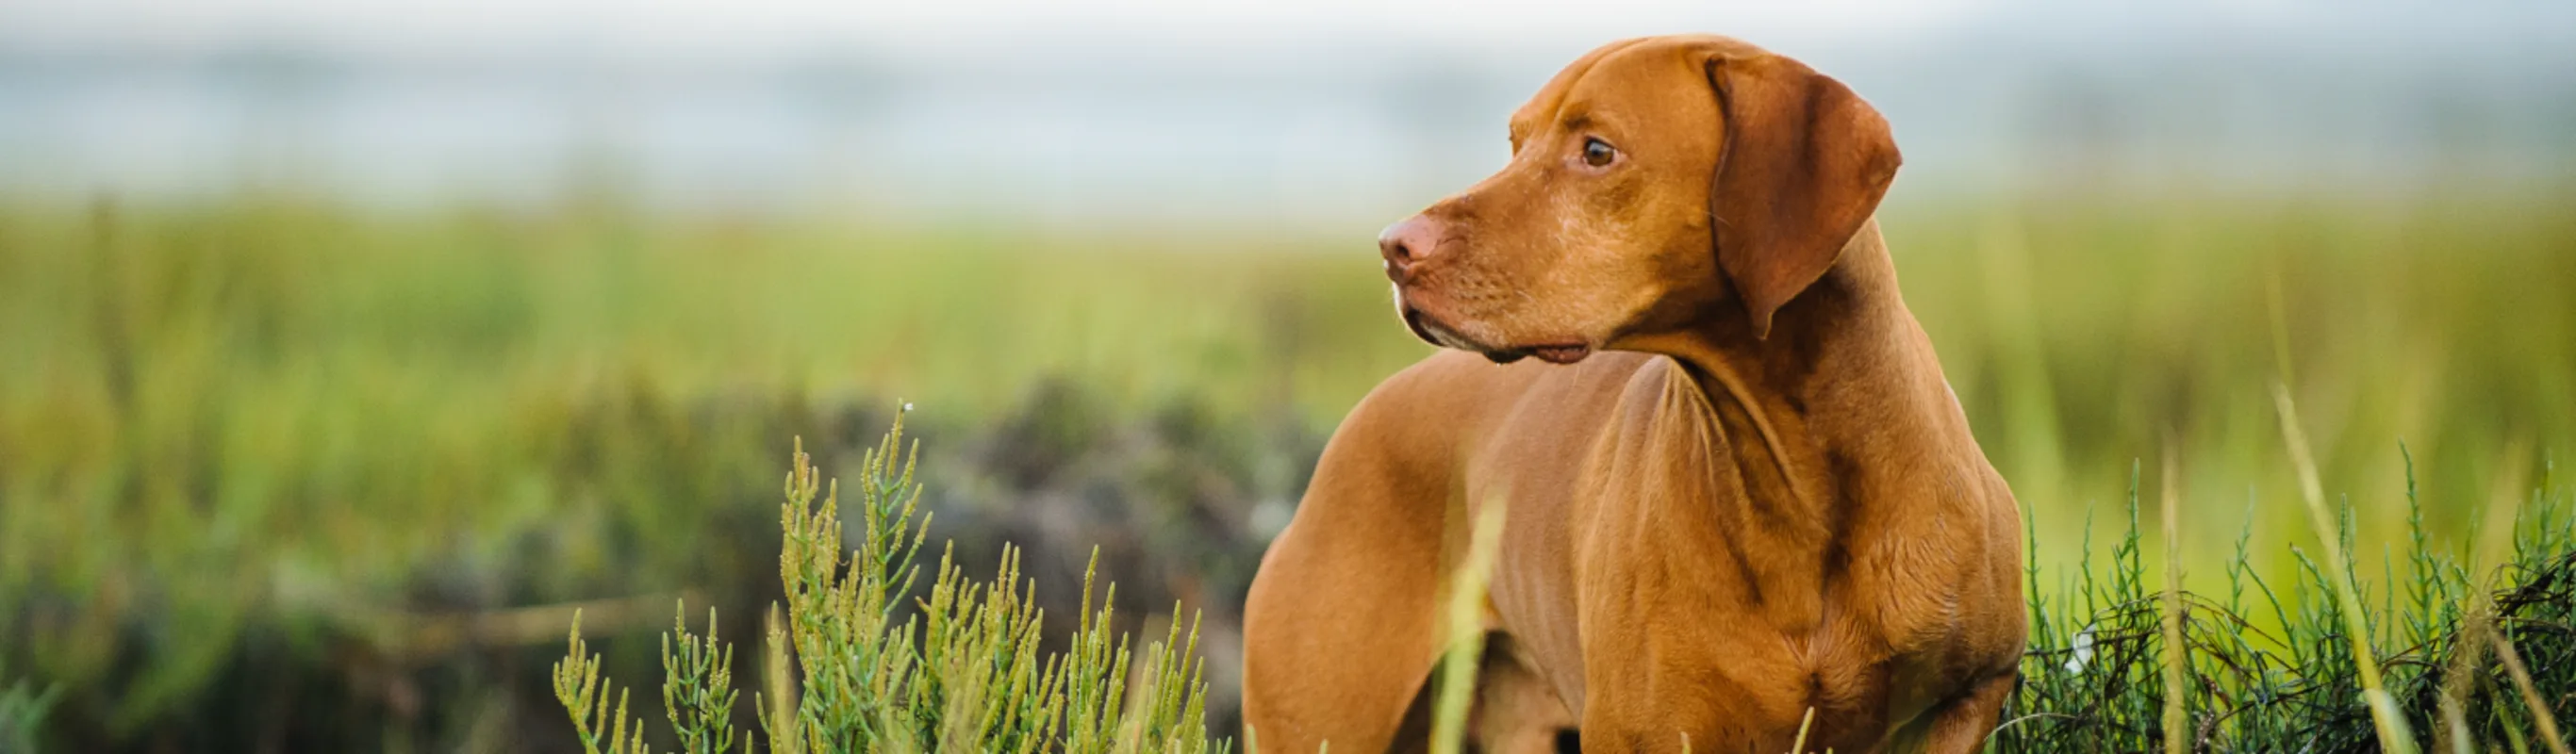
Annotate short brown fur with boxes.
[1242,36,2025,753]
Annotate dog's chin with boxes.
[1399,306,1592,366]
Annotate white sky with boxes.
[4,0,2562,215]
[0,0,2026,59]
[9,0,2551,70]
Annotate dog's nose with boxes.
[1378,215,1443,282]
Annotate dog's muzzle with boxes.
[1395,291,1591,366]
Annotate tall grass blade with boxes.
[2475,444,2570,754]
[1429,501,1509,754]
[2160,449,2189,754]
[2491,632,2570,754]
[760,603,802,754]
[2271,383,2417,753]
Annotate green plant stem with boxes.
[2271,383,2417,753]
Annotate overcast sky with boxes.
[5,0,2568,216]
[14,1,2556,62]
[0,2,1969,56]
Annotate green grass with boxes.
[1994,447,2576,752]
[0,661,61,752]
[667,416,2576,752]
[0,189,2570,748]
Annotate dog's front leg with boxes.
[1895,671,2014,754]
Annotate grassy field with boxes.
[1,188,2571,749]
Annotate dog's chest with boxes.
[1819,570,1974,731]
[1542,362,1984,737]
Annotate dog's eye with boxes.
[1581,138,1617,167]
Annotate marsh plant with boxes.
[12,197,2575,747]
[1996,448,2576,753]
[555,411,2576,754]
[553,412,1225,754]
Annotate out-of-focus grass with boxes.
[0,189,2569,748]
[1891,194,2576,588]
[0,198,1401,749]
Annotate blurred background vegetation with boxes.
[4,191,2570,750]
[2,1,2573,750]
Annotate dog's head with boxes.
[1380,35,1900,364]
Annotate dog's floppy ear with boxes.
[1703,50,1900,339]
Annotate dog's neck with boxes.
[1641,218,1949,557]
[1674,217,1930,422]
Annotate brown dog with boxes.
[1241,35,2026,753]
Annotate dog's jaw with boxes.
[1398,301,1502,358]
[1395,286,1592,365]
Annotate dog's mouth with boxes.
[1518,344,1594,365]
[1396,288,1592,366]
